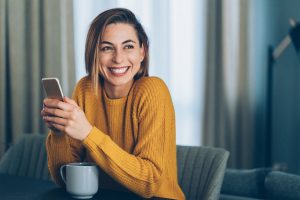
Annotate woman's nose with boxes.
[112,49,124,63]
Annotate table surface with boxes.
[0,173,144,200]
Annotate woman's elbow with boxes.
[137,176,163,198]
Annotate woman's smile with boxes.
[108,66,130,76]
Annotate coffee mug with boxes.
[60,162,99,199]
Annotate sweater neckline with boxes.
[102,88,127,106]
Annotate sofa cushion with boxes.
[265,171,300,200]
[221,168,271,198]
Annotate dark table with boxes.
[0,173,143,200]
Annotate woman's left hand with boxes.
[43,97,92,141]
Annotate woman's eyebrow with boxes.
[122,40,136,44]
[100,41,113,45]
[100,40,136,45]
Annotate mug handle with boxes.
[60,165,67,184]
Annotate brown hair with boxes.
[85,8,149,94]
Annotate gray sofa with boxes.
[220,168,300,200]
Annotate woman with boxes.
[41,8,185,199]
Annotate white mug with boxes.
[60,162,99,199]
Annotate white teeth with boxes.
[110,67,128,74]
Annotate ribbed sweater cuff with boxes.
[83,126,107,149]
[82,127,135,176]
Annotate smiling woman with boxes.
[73,0,205,147]
[42,8,185,199]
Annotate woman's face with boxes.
[98,23,144,91]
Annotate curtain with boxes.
[202,0,255,168]
[0,0,75,157]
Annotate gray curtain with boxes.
[202,0,255,168]
[0,0,75,156]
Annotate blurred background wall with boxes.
[252,0,300,174]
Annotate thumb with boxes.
[63,96,78,107]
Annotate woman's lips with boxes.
[108,66,130,75]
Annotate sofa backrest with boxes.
[0,134,50,180]
[177,145,230,200]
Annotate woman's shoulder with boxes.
[73,76,94,96]
[133,76,171,99]
[136,76,168,88]
[76,76,92,88]
[74,76,95,92]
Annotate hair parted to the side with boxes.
[85,8,149,95]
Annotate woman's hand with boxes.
[41,97,92,141]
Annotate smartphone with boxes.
[42,78,64,101]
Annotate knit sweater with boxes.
[46,76,185,199]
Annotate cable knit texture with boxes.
[46,76,185,199]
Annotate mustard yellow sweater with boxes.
[46,76,185,199]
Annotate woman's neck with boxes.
[104,80,134,99]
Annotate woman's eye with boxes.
[124,45,134,49]
[100,46,113,52]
